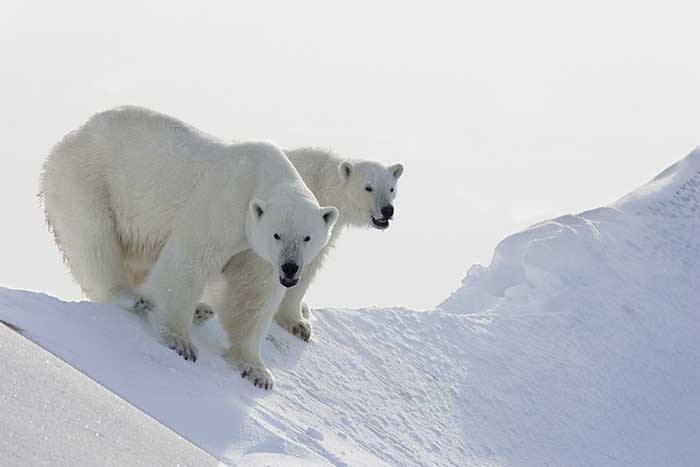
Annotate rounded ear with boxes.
[249,199,266,221]
[320,206,339,228]
[388,163,404,180]
[338,161,354,181]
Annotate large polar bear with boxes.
[209,148,403,389]
[40,106,338,371]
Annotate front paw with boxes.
[161,333,198,362]
[278,317,312,342]
[239,363,274,390]
[193,302,215,325]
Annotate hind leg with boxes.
[63,212,133,303]
[43,182,132,304]
[136,235,218,362]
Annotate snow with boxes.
[0,323,218,467]
[2,149,700,466]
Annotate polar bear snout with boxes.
[281,262,299,279]
[371,204,394,230]
[381,204,394,219]
[280,262,300,288]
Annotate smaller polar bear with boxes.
[207,148,403,389]
[40,106,338,372]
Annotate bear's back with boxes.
[87,106,225,163]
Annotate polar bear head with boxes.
[338,160,404,230]
[247,197,338,288]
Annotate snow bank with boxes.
[2,149,700,466]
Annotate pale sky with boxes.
[1,0,699,310]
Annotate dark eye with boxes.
[304,236,311,242]
[365,185,373,192]
[390,187,394,192]
[273,233,280,240]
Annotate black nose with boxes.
[281,262,299,278]
[381,205,394,219]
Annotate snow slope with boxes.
[2,148,700,466]
[0,323,218,467]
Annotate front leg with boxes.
[223,289,283,390]
[274,273,313,342]
[138,239,209,362]
[220,262,285,390]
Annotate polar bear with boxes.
[206,148,403,388]
[40,106,338,371]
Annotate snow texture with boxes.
[2,149,700,466]
[0,324,218,467]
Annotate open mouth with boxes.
[371,217,390,230]
[279,277,299,288]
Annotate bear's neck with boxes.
[286,148,358,228]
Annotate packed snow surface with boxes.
[0,324,217,467]
[2,149,700,466]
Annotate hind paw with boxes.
[279,318,312,342]
[292,320,312,342]
[193,302,215,325]
[132,296,152,312]
[114,292,152,313]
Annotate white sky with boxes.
[1,0,699,310]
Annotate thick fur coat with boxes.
[212,148,403,388]
[40,107,337,384]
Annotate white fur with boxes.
[40,106,337,381]
[214,148,404,365]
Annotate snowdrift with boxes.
[2,149,700,466]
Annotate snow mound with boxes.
[437,148,700,466]
[2,149,700,466]
[442,148,700,313]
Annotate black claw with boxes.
[242,370,248,378]
[254,378,259,386]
